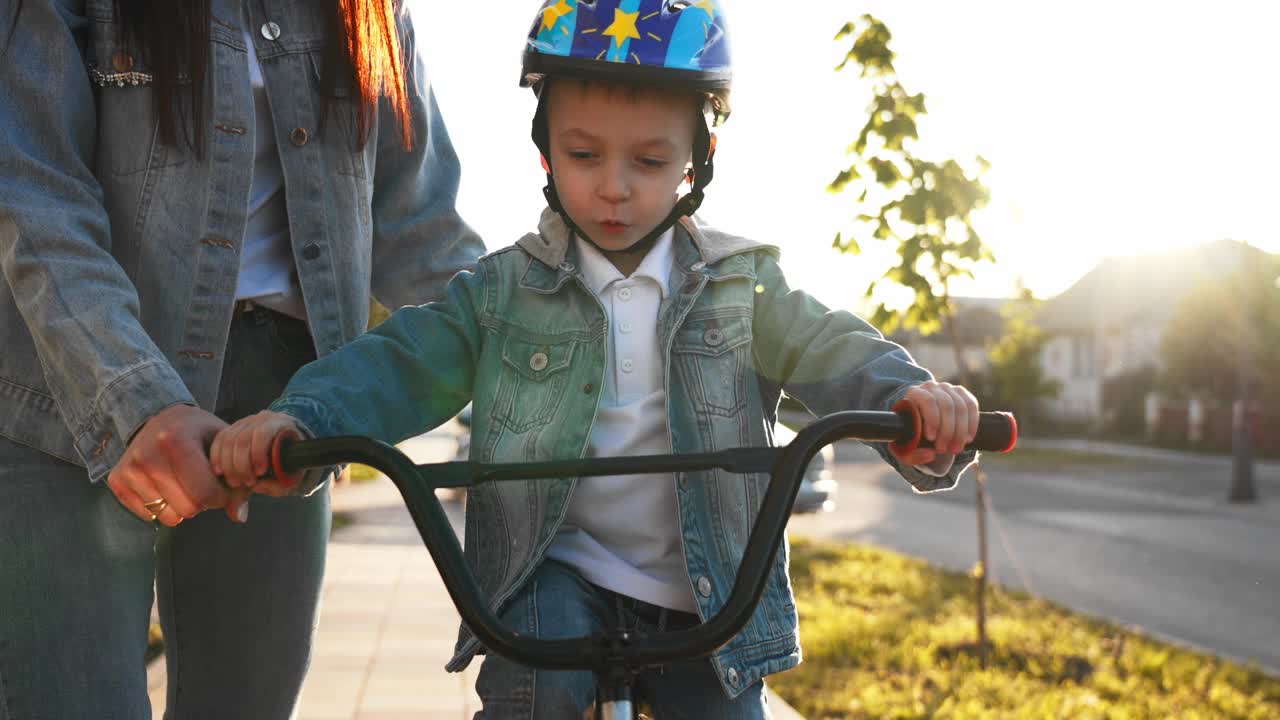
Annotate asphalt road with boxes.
[785,440,1280,675]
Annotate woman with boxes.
[0,0,483,716]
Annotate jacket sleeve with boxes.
[269,261,486,478]
[0,0,195,479]
[749,253,975,492]
[367,3,486,311]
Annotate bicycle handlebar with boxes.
[275,409,1016,674]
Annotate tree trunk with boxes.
[943,303,989,667]
[1230,358,1257,503]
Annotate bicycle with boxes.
[271,408,1017,719]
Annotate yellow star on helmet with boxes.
[541,0,574,32]
[602,8,641,49]
[691,0,716,18]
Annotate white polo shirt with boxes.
[545,229,698,612]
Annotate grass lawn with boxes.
[771,538,1280,719]
[347,463,381,482]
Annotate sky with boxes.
[408,1,1280,311]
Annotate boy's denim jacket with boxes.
[272,209,975,697]
[0,0,481,479]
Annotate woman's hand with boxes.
[890,380,980,467]
[210,410,305,501]
[107,404,232,526]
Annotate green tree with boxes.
[984,293,1061,429]
[829,14,999,664]
[1160,247,1280,501]
[829,15,992,379]
[1160,255,1280,407]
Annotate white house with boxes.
[1034,239,1270,427]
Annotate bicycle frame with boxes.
[276,409,1016,719]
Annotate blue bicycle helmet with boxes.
[521,0,733,246]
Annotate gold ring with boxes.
[143,498,169,515]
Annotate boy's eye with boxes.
[567,150,596,161]
[639,157,669,168]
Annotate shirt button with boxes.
[529,352,549,372]
[583,383,594,394]
[302,243,321,260]
[617,287,632,302]
[726,667,740,687]
[619,321,633,334]
[260,21,282,40]
[696,576,712,597]
[691,260,707,271]
[620,358,634,373]
[290,127,309,146]
[111,51,134,72]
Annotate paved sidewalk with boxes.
[150,426,805,718]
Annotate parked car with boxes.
[772,423,838,514]
[451,406,836,514]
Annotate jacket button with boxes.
[696,576,712,598]
[290,127,309,146]
[691,261,707,271]
[260,21,282,40]
[529,352,549,372]
[302,243,321,260]
[111,51,134,72]
[703,328,724,347]
[726,667,740,687]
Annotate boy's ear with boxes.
[707,132,717,161]
[540,154,552,174]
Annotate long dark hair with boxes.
[6,0,412,152]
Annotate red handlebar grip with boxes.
[977,411,1018,453]
[890,402,1018,456]
[888,399,923,458]
[270,434,303,488]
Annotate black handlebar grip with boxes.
[972,411,1018,453]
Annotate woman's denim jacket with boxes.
[270,209,976,697]
[0,0,482,479]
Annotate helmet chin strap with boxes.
[531,89,716,260]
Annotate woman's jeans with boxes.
[0,306,330,720]
[474,559,771,720]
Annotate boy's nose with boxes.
[597,165,631,202]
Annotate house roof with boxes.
[1035,239,1274,333]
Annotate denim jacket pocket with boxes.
[672,313,751,417]
[85,21,187,177]
[492,336,576,434]
[306,53,370,178]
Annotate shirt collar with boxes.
[574,228,675,299]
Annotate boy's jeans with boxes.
[0,306,329,720]
[474,559,771,719]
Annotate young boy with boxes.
[213,1,980,716]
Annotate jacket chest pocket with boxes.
[85,16,187,177]
[672,314,752,417]
[307,53,371,178]
[492,337,576,434]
